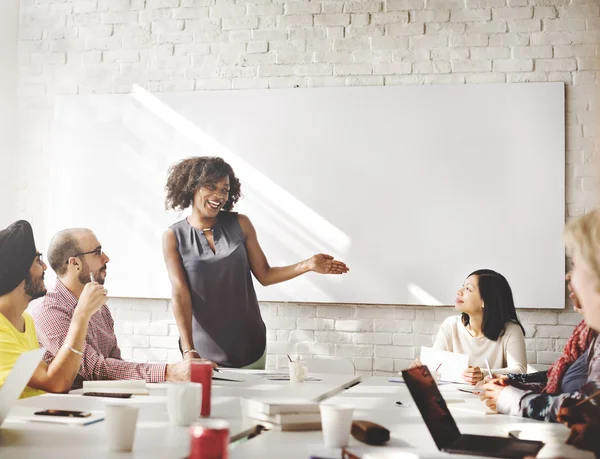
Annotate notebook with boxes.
[82,380,148,395]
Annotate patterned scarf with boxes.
[544,320,597,394]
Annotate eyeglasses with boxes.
[34,252,43,265]
[64,247,103,264]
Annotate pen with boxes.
[576,389,600,407]
[90,272,95,283]
[484,358,492,379]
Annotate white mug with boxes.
[167,382,202,426]
[289,361,308,383]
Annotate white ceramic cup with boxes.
[288,361,308,383]
[319,404,354,448]
[167,382,202,426]
[105,404,139,452]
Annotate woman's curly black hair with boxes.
[165,156,242,211]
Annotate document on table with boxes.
[420,346,469,384]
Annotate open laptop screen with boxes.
[0,348,45,426]
[402,366,462,450]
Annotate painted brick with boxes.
[134,323,170,336]
[264,317,297,329]
[512,45,552,58]
[335,319,373,331]
[494,58,533,71]
[519,311,558,325]
[373,358,394,371]
[375,345,414,359]
[451,9,491,22]
[493,6,533,19]
[536,325,580,339]
[353,332,393,344]
[317,305,354,318]
[315,331,353,343]
[149,336,179,348]
[277,304,316,317]
[334,344,374,358]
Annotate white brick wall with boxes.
[13,0,600,375]
[0,0,20,227]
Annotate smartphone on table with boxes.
[34,409,92,418]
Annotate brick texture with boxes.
[12,0,600,376]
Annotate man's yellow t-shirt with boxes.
[0,311,45,398]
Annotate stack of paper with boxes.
[82,380,149,395]
[241,398,321,431]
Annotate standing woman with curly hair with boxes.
[163,157,349,369]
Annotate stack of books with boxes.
[241,398,322,431]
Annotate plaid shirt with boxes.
[30,280,166,390]
[497,336,600,422]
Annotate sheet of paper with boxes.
[420,346,469,384]
[212,370,263,382]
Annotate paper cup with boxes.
[105,404,139,452]
[167,382,202,426]
[319,404,354,447]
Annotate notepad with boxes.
[82,380,148,395]
[8,407,105,426]
[420,346,469,384]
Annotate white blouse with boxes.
[433,315,527,376]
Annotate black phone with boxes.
[83,392,133,398]
[34,409,92,418]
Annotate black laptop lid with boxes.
[402,366,462,450]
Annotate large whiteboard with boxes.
[43,83,565,308]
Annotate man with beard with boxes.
[0,221,106,397]
[31,228,199,389]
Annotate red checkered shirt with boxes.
[30,280,166,390]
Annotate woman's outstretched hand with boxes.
[308,254,349,275]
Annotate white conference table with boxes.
[0,371,360,459]
[230,377,595,459]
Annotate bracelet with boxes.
[65,344,84,356]
[182,348,199,357]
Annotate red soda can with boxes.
[190,361,212,417]
[189,419,229,459]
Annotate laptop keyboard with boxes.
[448,434,542,458]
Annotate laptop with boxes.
[402,366,545,458]
[0,348,45,426]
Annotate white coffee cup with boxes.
[105,404,139,452]
[167,382,202,426]
[319,404,354,447]
[289,361,308,383]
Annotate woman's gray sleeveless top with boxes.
[170,212,266,367]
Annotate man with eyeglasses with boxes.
[30,228,201,389]
[0,220,106,397]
